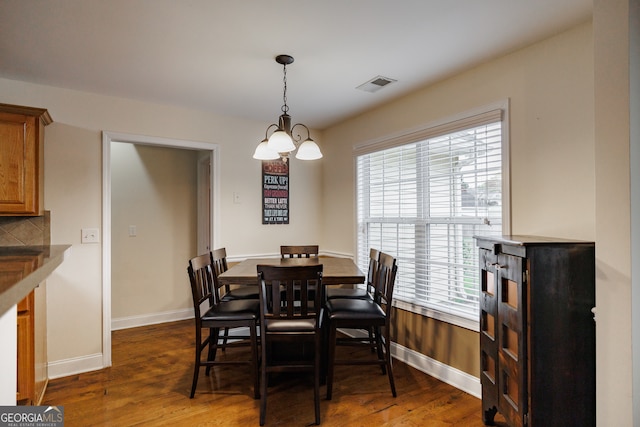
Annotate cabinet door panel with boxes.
[16,312,34,403]
[0,104,49,215]
[0,116,29,203]
[479,249,500,423]
[496,253,526,427]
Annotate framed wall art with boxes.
[262,159,289,224]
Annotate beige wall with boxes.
[320,21,596,384]
[111,143,197,321]
[593,0,636,424]
[0,78,323,369]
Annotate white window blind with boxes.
[356,109,505,327]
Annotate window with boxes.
[355,105,508,330]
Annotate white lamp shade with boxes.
[295,139,323,160]
[268,130,296,152]
[253,140,280,160]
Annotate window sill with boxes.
[393,300,480,332]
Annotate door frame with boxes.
[101,131,219,367]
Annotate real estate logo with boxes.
[0,406,64,427]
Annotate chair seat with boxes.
[327,287,372,300]
[265,318,317,333]
[222,285,260,300]
[203,299,259,322]
[326,298,385,321]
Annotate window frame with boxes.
[353,100,510,331]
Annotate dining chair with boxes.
[325,248,380,352]
[256,264,324,426]
[326,248,379,300]
[280,245,319,258]
[211,247,260,300]
[210,248,260,349]
[187,253,260,399]
[325,251,398,400]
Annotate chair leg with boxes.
[368,326,375,353]
[220,327,229,352]
[314,334,321,425]
[206,328,219,376]
[326,322,337,400]
[374,327,386,375]
[251,323,260,400]
[260,337,268,425]
[384,328,397,397]
[190,329,204,398]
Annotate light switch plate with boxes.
[81,228,100,243]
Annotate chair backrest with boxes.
[187,253,216,319]
[280,245,319,258]
[365,248,381,294]
[210,247,229,277]
[257,264,323,321]
[210,247,232,298]
[373,252,398,309]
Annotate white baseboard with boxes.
[48,309,194,379]
[391,342,481,398]
[340,328,481,398]
[48,353,104,380]
[111,308,193,331]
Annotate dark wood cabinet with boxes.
[474,235,595,427]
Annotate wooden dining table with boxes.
[218,256,365,287]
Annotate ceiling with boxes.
[0,1,592,130]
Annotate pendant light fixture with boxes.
[253,55,323,162]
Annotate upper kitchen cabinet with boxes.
[0,103,52,216]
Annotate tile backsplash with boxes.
[0,211,51,246]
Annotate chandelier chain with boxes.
[281,63,289,114]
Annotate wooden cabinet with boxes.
[475,235,595,427]
[17,292,35,403]
[1,254,47,405]
[0,103,52,216]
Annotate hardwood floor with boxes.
[42,320,507,426]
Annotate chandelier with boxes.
[253,55,323,162]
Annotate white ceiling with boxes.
[0,0,592,129]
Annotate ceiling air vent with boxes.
[356,75,397,93]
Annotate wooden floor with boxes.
[43,319,507,426]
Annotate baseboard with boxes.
[48,353,104,380]
[111,308,193,331]
[391,342,481,398]
[339,328,481,398]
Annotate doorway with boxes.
[102,131,219,367]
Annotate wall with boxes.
[111,143,198,325]
[593,1,637,425]
[0,78,323,376]
[321,22,595,380]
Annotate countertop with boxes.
[0,245,71,316]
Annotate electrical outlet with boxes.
[81,228,100,244]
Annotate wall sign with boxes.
[262,159,289,224]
